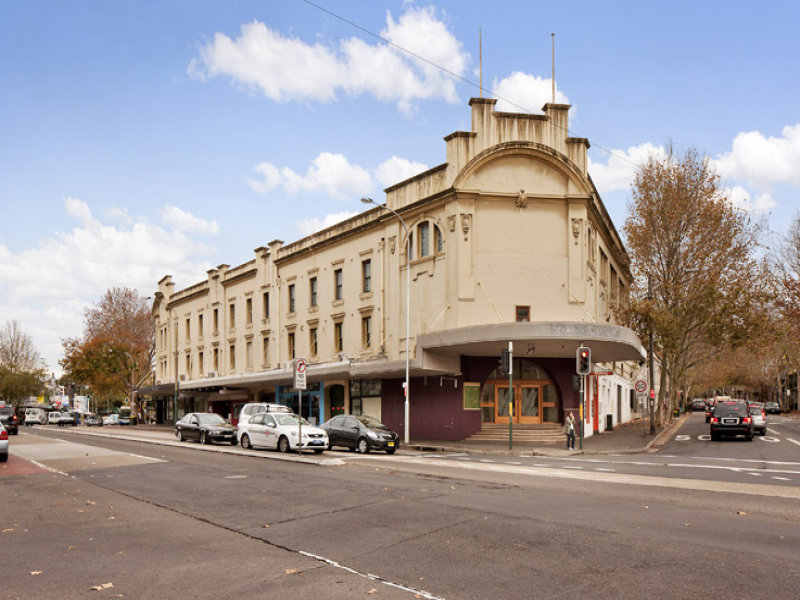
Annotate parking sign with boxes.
[293,358,307,390]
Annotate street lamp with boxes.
[361,197,411,444]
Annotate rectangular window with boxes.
[418,221,430,257]
[213,348,219,371]
[185,318,190,341]
[246,297,253,324]
[334,322,343,352]
[198,314,204,337]
[435,225,444,253]
[262,336,270,365]
[334,268,343,300]
[310,277,318,307]
[229,344,236,369]
[515,306,530,322]
[288,284,296,313]
[246,340,253,368]
[198,351,204,375]
[185,353,191,376]
[309,327,318,356]
[229,303,235,328]
[213,308,219,335]
[362,316,372,348]
[408,232,414,261]
[362,259,371,293]
[287,332,295,359]
[263,292,269,320]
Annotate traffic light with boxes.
[499,349,511,375]
[576,346,591,375]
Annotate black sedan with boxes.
[764,402,781,414]
[175,413,237,445]
[709,400,754,441]
[0,404,19,435]
[320,414,399,454]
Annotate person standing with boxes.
[564,411,576,451]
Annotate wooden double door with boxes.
[492,382,556,425]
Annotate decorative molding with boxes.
[461,214,471,240]
[516,189,528,208]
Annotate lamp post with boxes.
[647,274,656,435]
[361,197,411,445]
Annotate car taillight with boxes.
[741,417,751,424]
[710,417,719,424]
[0,429,7,440]
[762,411,766,417]
[11,415,17,423]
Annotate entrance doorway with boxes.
[480,360,559,425]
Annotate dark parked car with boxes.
[691,399,707,412]
[175,412,237,445]
[85,413,103,426]
[0,423,9,462]
[0,404,19,435]
[764,402,781,415]
[320,414,399,454]
[709,400,754,441]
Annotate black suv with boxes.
[709,400,753,441]
[0,404,19,435]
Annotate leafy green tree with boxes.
[60,288,153,414]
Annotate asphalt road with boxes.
[3,425,800,599]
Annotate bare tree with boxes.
[622,146,765,427]
[0,320,45,404]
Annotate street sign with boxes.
[293,358,307,390]
[634,379,647,393]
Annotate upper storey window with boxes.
[408,220,444,261]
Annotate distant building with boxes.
[145,98,645,440]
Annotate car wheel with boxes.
[386,448,396,455]
[278,436,290,453]
[357,437,370,454]
[348,445,357,452]
[240,434,252,449]
[176,430,184,442]
[710,432,720,441]
[0,453,7,463]
[313,449,324,454]
[200,432,208,445]
[746,433,753,441]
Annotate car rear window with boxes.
[714,402,748,416]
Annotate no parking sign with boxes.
[293,358,307,390]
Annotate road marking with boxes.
[674,435,691,441]
[479,459,495,463]
[759,436,780,443]
[299,550,444,600]
[748,472,762,477]
[698,434,711,441]
[507,461,522,465]
[787,438,800,447]
[772,476,791,481]
[595,468,616,472]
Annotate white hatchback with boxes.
[238,412,328,454]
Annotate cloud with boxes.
[296,211,359,237]
[724,186,777,213]
[714,124,800,188]
[249,152,373,200]
[492,72,570,113]
[0,198,218,374]
[588,143,667,193]
[160,204,220,234]
[188,6,468,113]
[374,156,428,188]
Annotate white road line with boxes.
[507,461,522,465]
[595,468,616,472]
[772,476,791,481]
[299,550,444,600]
[787,438,800,446]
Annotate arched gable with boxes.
[453,141,595,199]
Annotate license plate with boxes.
[387,441,395,447]
[309,440,323,446]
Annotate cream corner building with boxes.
[146,97,645,442]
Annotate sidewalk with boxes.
[406,415,688,457]
[63,414,689,458]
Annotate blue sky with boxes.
[2,0,799,374]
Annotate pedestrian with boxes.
[564,411,576,451]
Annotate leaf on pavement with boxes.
[69,546,76,550]
[86,500,96,506]
[30,571,43,576]
[737,511,747,516]
[284,568,299,574]
[2,528,14,533]
[641,505,649,509]
[367,588,378,594]
[90,582,114,591]
[262,523,270,528]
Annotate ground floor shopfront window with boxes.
[480,359,559,425]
